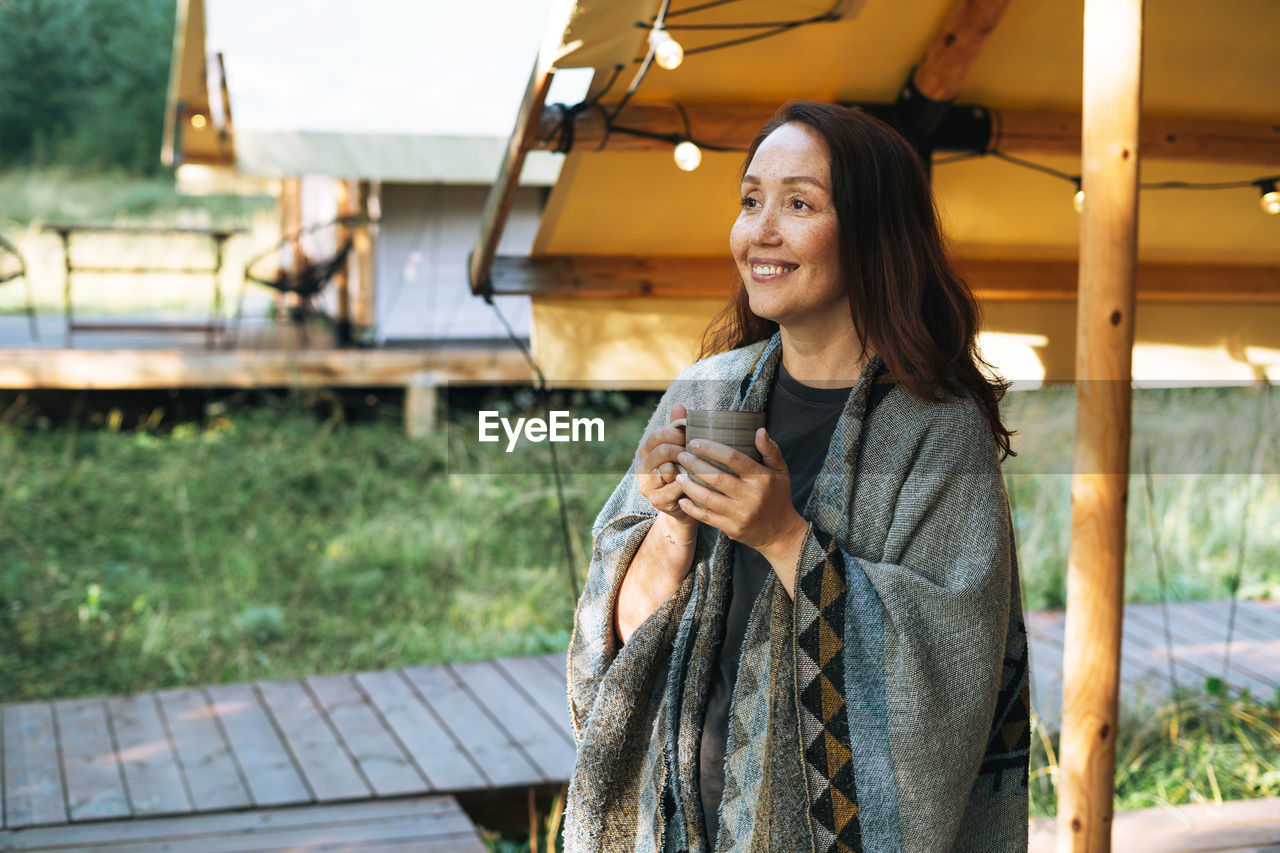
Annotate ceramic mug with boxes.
[673,409,764,504]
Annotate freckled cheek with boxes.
[729,220,751,264]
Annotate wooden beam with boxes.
[912,0,1011,101]
[468,62,555,295]
[995,110,1280,166]
[536,103,1280,166]
[489,255,1280,302]
[1057,0,1143,850]
[0,349,532,390]
[490,255,737,298]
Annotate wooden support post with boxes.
[278,176,303,324]
[354,180,377,341]
[1056,1,1144,851]
[404,372,439,438]
[333,178,353,346]
[468,62,555,295]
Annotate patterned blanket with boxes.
[565,333,1030,852]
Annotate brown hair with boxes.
[698,100,1015,460]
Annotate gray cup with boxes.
[674,409,764,504]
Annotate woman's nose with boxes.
[751,205,782,244]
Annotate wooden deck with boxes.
[1030,797,1280,853]
[1,653,572,842]
[1,601,1277,848]
[0,796,486,852]
[1027,599,1280,730]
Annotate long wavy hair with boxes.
[698,100,1015,460]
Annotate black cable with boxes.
[972,151,1279,196]
[1141,176,1280,191]
[482,293,581,603]
[986,150,1080,183]
[637,12,839,30]
[617,1,843,111]
[604,119,748,153]
[662,0,745,19]
[609,0,673,120]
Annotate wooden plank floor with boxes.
[1,603,1276,841]
[0,795,486,852]
[1030,797,1280,853]
[1027,599,1280,731]
[0,654,572,832]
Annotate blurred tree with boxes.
[0,0,174,174]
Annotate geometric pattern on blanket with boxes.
[794,527,864,853]
[977,612,1032,796]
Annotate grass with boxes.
[1,383,1276,700]
[0,388,644,701]
[1030,684,1280,817]
[1000,382,1280,608]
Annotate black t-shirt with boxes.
[698,359,891,847]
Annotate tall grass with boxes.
[0,390,636,701]
[1000,383,1280,608]
[1029,685,1280,817]
[1,384,1275,702]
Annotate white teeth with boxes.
[752,264,794,276]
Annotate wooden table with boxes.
[42,224,247,349]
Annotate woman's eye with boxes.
[790,198,811,211]
[740,196,760,209]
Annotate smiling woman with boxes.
[565,102,1029,853]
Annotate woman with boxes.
[565,101,1029,853]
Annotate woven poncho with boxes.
[565,333,1030,853]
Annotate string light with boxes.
[674,140,703,171]
[558,105,1280,194]
[649,26,684,70]
[1259,180,1280,215]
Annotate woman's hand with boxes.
[675,428,809,597]
[636,404,695,523]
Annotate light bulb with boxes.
[1259,181,1280,215]
[649,27,684,70]
[1073,188,1085,214]
[189,113,207,130]
[674,140,702,171]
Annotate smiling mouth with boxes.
[750,263,798,277]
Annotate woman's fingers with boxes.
[684,439,761,477]
[675,469,730,514]
[675,449,736,493]
[638,439,687,478]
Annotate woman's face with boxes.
[730,121,846,334]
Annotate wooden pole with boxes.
[278,176,303,324]
[333,178,352,346]
[1056,0,1143,851]
[353,180,377,341]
